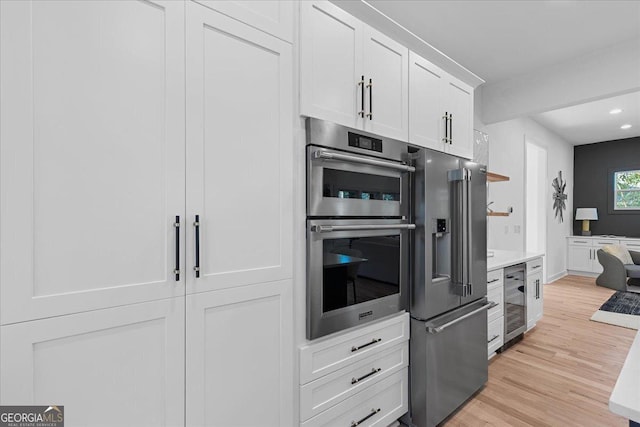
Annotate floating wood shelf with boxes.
[487,172,510,182]
[487,212,510,217]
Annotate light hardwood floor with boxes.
[446,275,637,427]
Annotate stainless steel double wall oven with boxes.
[306,118,415,340]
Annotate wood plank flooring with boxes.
[445,275,637,427]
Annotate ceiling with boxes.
[364,0,640,144]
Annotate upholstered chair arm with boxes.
[596,249,628,291]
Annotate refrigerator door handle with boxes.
[448,168,472,295]
[426,302,491,334]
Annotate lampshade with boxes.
[575,208,598,221]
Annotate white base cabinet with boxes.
[567,236,640,275]
[0,298,185,427]
[486,269,504,357]
[526,258,544,331]
[299,313,409,426]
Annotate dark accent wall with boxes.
[573,136,640,237]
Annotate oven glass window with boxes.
[322,236,400,313]
[323,169,400,201]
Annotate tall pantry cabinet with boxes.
[0,1,294,426]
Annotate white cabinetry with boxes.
[300,1,409,140]
[1,2,294,425]
[408,52,474,159]
[299,313,409,426]
[0,0,186,325]
[194,0,294,42]
[1,298,185,426]
[567,237,621,274]
[486,269,504,357]
[526,259,544,331]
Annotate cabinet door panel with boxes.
[409,52,445,151]
[0,298,185,426]
[446,78,473,159]
[194,0,293,42]
[186,280,293,427]
[0,0,185,324]
[186,3,292,294]
[300,1,363,128]
[567,246,593,272]
[363,26,409,141]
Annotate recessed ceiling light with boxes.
[610,108,622,115]
[621,124,632,130]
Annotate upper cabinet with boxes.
[300,1,409,141]
[409,51,474,159]
[194,0,293,42]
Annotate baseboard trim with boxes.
[547,270,568,283]
[567,270,599,278]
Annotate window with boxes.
[614,169,640,210]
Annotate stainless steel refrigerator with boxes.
[407,147,489,427]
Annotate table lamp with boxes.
[575,208,598,236]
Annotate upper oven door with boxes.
[307,146,413,218]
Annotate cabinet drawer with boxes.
[300,342,408,421]
[593,238,620,247]
[487,269,503,290]
[487,286,503,323]
[623,240,640,251]
[568,237,592,246]
[487,316,503,356]
[526,258,543,276]
[301,368,408,427]
[300,313,409,384]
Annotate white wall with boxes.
[484,117,574,282]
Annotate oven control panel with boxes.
[348,132,383,153]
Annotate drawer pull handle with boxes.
[488,301,499,309]
[351,408,381,426]
[488,334,500,344]
[488,278,500,284]
[573,240,588,244]
[531,265,541,269]
[351,338,381,352]
[351,368,382,385]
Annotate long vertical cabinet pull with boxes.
[366,78,373,120]
[174,216,180,281]
[358,75,365,118]
[448,113,453,144]
[442,112,449,144]
[194,214,200,278]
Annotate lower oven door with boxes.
[307,219,414,340]
[410,299,490,427]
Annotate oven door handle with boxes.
[313,149,415,173]
[311,224,416,233]
[426,302,491,334]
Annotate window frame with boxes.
[610,167,640,213]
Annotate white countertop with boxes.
[610,330,640,423]
[487,249,545,271]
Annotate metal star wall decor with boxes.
[552,171,567,222]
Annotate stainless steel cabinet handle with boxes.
[351,338,381,352]
[351,368,381,385]
[311,224,416,233]
[487,278,500,284]
[488,334,500,344]
[532,264,541,269]
[313,149,415,172]
[574,240,588,243]
[194,215,200,278]
[351,408,381,427]
[173,216,180,281]
[449,113,453,144]
[427,302,491,334]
